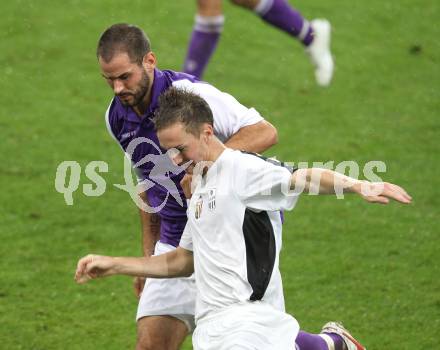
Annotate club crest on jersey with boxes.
[208,188,216,211]
[195,196,203,219]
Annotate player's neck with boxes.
[207,137,226,163]
[196,138,226,179]
[133,77,154,116]
[133,90,152,116]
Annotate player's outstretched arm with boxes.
[291,168,412,204]
[75,247,194,284]
[225,120,278,153]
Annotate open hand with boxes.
[359,182,412,204]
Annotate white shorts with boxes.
[136,241,196,332]
[193,301,299,350]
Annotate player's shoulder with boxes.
[229,150,296,173]
[104,97,125,136]
[105,97,122,121]
[162,69,200,84]
[167,71,220,97]
[221,149,264,172]
[226,149,266,164]
[105,96,126,118]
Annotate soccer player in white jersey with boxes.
[75,88,411,350]
[98,23,278,350]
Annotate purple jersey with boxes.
[106,69,199,247]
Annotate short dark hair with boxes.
[154,88,214,136]
[97,23,151,65]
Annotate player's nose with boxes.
[113,80,124,94]
[166,148,184,167]
[173,153,183,166]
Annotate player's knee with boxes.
[136,334,181,350]
[136,334,153,350]
[136,323,159,350]
[136,334,175,350]
[135,342,152,350]
[197,0,222,16]
[230,0,259,10]
[136,316,185,350]
[230,0,242,5]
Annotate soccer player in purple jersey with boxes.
[96,23,278,349]
[183,0,334,86]
[76,88,412,350]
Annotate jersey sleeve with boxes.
[172,80,264,142]
[178,224,193,251]
[105,98,121,144]
[233,152,300,212]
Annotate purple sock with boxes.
[323,332,346,350]
[296,330,345,350]
[255,0,314,46]
[182,15,224,79]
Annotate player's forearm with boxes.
[139,209,160,256]
[138,191,160,256]
[225,121,278,153]
[292,168,362,195]
[290,168,412,204]
[114,248,194,278]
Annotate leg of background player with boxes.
[136,316,188,350]
[183,0,333,84]
[232,0,334,86]
[233,0,314,45]
[183,0,224,79]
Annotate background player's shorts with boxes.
[136,241,196,332]
[192,301,299,350]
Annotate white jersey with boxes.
[171,79,264,143]
[179,149,299,322]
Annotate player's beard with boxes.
[118,69,150,107]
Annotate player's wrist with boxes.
[348,181,364,195]
[112,257,127,275]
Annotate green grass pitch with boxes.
[1,0,439,349]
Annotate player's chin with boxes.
[119,99,133,107]
[118,94,135,106]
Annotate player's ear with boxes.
[202,123,214,139]
[142,51,156,72]
[199,125,208,143]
